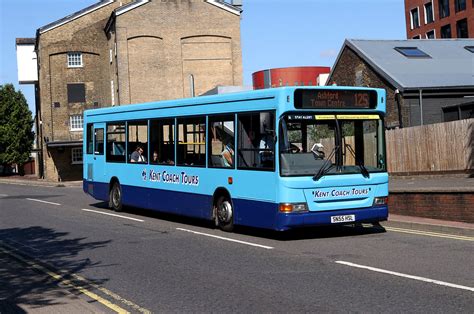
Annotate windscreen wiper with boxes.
[313,145,340,181]
[344,144,370,178]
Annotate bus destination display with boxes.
[294,89,378,109]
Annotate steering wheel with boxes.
[289,144,300,153]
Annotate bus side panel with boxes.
[95,182,109,202]
[233,199,278,229]
[118,184,212,220]
[231,170,278,229]
[151,188,211,219]
[122,185,149,210]
[83,180,109,202]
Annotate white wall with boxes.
[16,44,38,84]
[317,73,329,86]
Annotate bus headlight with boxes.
[373,197,388,206]
[279,203,308,213]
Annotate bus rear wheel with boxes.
[215,195,234,232]
[109,182,123,212]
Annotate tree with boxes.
[0,84,34,175]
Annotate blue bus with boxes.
[83,86,388,231]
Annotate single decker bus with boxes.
[83,86,388,231]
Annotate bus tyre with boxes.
[215,196,234,232]
[109,182,123,212]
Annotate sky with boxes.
[0,0,406,114]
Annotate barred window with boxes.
[71,147,83,164]
[67,52,83,68]
[70,115,83,131]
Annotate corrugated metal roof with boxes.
[339,39,474,91]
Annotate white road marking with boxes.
[26,198,61,206]
[385,226,474,242]
[176,228,274,250]
[336,261,474,292]
[0,194,8,197]
[81,208,144,222]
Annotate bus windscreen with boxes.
[294,89,378,109]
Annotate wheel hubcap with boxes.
[217,201,232,223]
[113,187,120,207]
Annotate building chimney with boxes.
[231,0,242,8]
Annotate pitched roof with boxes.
[38,0,114,34]
[330,39,474,91]
[114,0,242,16]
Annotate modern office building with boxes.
[405,0,473,39]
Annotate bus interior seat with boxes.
[210,155,225,167]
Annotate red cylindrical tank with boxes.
[252,66,331,90]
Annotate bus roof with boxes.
[84,86,385,117]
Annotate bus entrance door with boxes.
[92,123,106,199]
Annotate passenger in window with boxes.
[152,150,174,165]
[130,145,146,163]
[259,133,274,167]
[221,142,234,167]
[152,151,159,163]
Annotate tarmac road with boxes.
[0,182,473,313]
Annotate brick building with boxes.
[405,0,473,39]
[328,39,474,128]
[16,0,243,181]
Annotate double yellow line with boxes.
[0,243,150,314]
[385,226,474,241]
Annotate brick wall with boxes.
[36,0,242,181]
[37,2,121,181]
[405,0,474,39]
[329,47,410,128]
[112,0,242,104]
[389,192,474,223]
[48,148,83,182]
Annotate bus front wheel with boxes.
[109,182,123,212]
[215,196,234,232]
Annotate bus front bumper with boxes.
[274,205,388,231]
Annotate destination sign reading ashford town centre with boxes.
[294,89,378,109]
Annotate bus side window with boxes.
[94,128,104,155]
[106,122,126,163]
[150,118,175,165]
[86,123,94,154]
[177,116,206,166]
[208,114,235,168]
[127,120,148,164]
[237,111,275,170]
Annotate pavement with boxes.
[0,175,82,188]
[0,174,473,313]
[0,245,109,314]
[389,174,474,193]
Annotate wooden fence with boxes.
[386,119,473,174]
